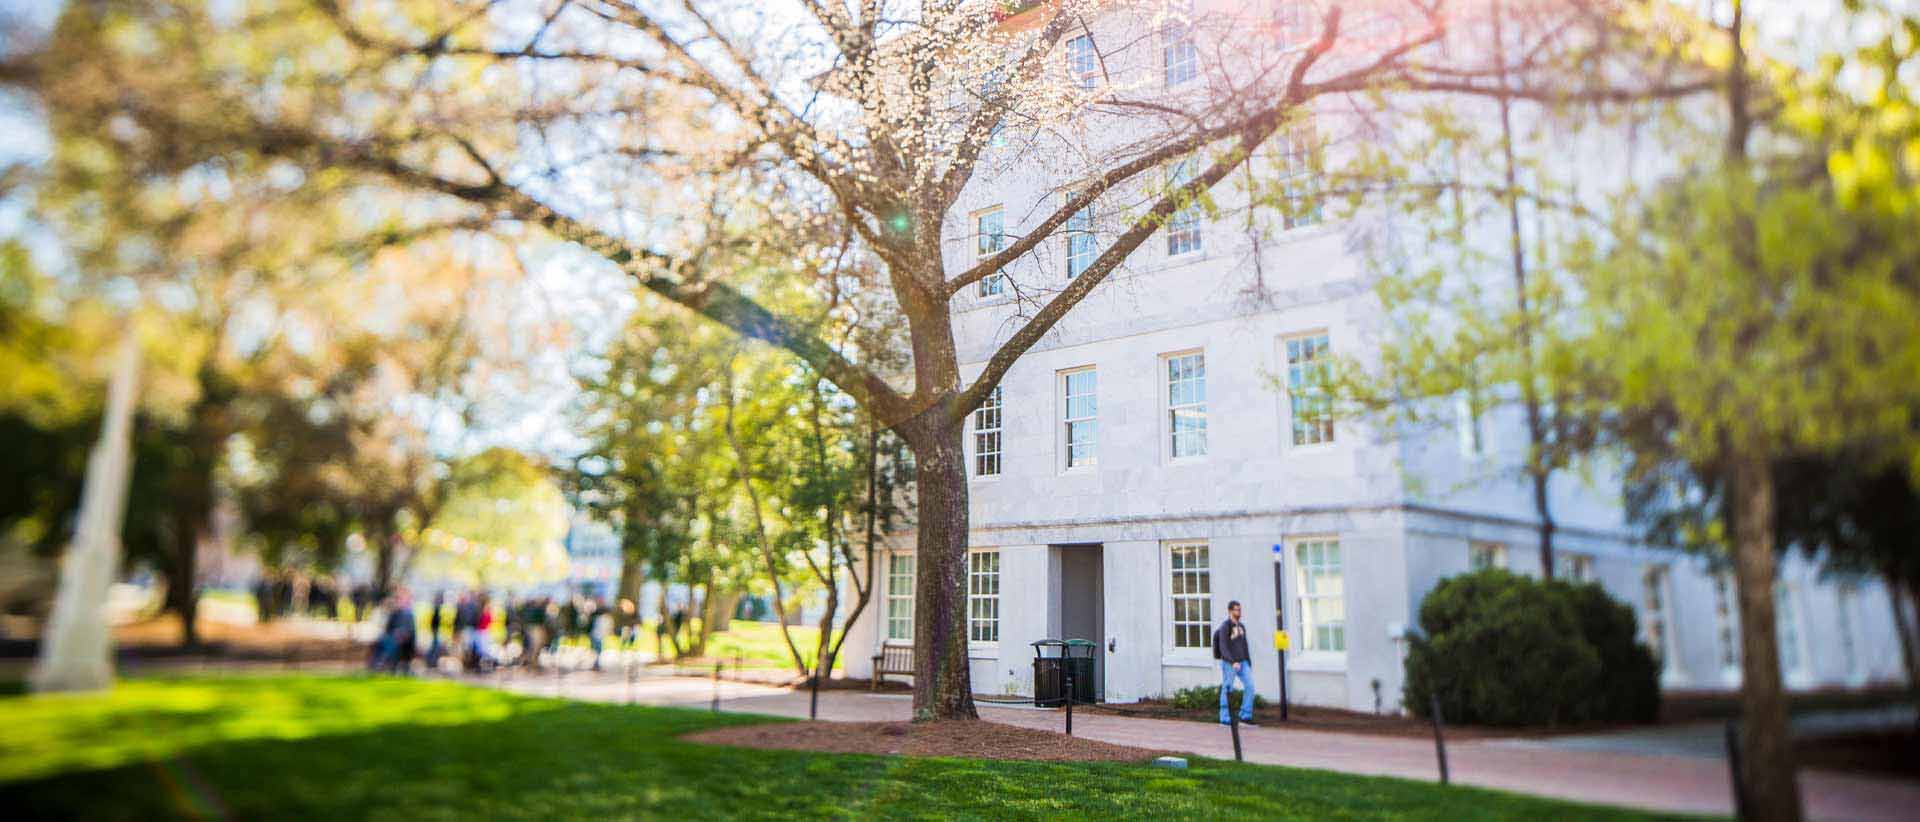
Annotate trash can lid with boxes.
[1063,639,1098,647]
[1031,639,1067,647]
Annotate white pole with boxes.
[30,333,141,693]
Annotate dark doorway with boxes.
[1056,543,1104,701]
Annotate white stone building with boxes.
[838,0,1912,712]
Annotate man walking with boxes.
[1213,600,1257,726]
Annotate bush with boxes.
[1404,569,1657,727]
[1168,683,1267,713]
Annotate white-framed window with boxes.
[1641,565,1676,676]
[1555,552,1593,583]
[1284,332,1334,445]
[1166,157,1203,256]
[1166,351,1207,459]
[968,550,1000,643]
[1168,542,1212,649]
[885,553,915,641]
[1775,582,1806,677]
[1065,200,1095,278]
[975,206,1006,297]
[1712,571,1741,676]
[1066,33,1099,88]
[1295,538,1345,652]
[1469,541,1507,571]
[1062,367,1097,469]
[972,385,1002,478]
[1278,125,1321,229]
[1836,583,1862,680]
[1162,19,1197,85]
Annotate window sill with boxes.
[1162,653,1216,669]
[968,644,1000,660]
[1285,441,1339,455]
[970,474,1002,484]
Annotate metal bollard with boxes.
[1228,711,1244,761]
[1428,692,1450,785]
[711,662,722,713]
[1065,672,1074,736]
[626,658,638,705]
[809,666,821,720]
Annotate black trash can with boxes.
[1031,639,1067,707]
[1063,639,1098,704]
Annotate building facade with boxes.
[839,1,1912,711]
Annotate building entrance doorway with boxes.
[1054,543,1104,701]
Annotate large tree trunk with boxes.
[1729,452,1802,821]
[1890,580,1920,724]
[902,411,975,721]
[31,336,141,693]
[163,514,201,647]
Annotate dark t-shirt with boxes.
[1212,618,1251,663]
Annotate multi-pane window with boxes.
[1775,583,1805,675]
[968,551,1000,643]
[1066,34,1099,88]
[1165,352,1206,458]
[1278,126,1321,229]
[1065,201,1095,278]
[1455,392,1484,456]
[1295,539,1345,652]
[1641,566,1672,672]
[1555,553,1593,583]
[1836,583,1860,678]
[981,69,1007,147]
[1063,368,1097,469]
[1712,572,1741,674]
[1166,157,1203,256]
[1469,542,1507,571]
[1162,20,1197,85]
[976,207,1006,297]
[1285,333,1334,445]
[1169,543,1212,649]
[972,386,1003,477]
[886,554,915,641]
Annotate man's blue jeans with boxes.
[1219,659,1255,723]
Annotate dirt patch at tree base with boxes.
[685,719,1170,763]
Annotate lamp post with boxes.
[1271,545,1290,721]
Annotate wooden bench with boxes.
[871,645,914,691]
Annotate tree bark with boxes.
[31,335,141,693]
[163,514,201,648]
[901,410,976,721]
[1729,452,1802,821]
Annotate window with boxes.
[1062,368,1097,469]
[972,386,1003,477]
[1836,583,1861,679]
[1278,126,1321,229]
[886,554,915,641]
[1066,34,1099,88]
[1162,20,1197,85]
[968,551,1000,643]
[1295,539,1345,652]
[981,69,1008,148]
[1169,543,1212,649]
[1166,352,1206,459]
[1555,553,1593,583]
[1166,157,1203,256]
[1641,566,1674,674]
[976,207,1006,297]
[1285,333,1334,445]
[1065,200,1095,278]
[1775,583,1805,676]
[1712,572,1741,675]
[1469,542,1507,571]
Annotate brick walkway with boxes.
[481,667,1920,821]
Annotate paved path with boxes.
[475,667,1920,821]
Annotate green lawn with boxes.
[0,675,1699,820]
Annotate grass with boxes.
[0,675,1701,820]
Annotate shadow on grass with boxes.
[1,677,1700,821]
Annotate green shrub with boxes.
[1404,569,1656,727]
[1168,683,1267,713]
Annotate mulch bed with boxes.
[1795,728,1920,778]
[685,719,1170,763]
[1093,700,1524,741]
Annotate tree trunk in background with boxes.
[164,513,200,647]
[707,590,739,633]
[31,336,141,693]
[373,532,397,599]
[1730,453,1802,821]
[1892,581,1920,726]
[903,412,976,721]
